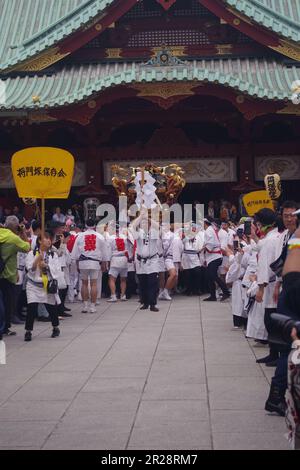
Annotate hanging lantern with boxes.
[264,173,281,200]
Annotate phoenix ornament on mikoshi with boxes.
[111,163,186,207]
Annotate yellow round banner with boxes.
[242,190,274,216]
[12,147,75,199]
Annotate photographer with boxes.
[264,205,299,416]
[24,232,61,341]
[0,216,30,336]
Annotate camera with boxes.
[244,219,252,236]
[269,313,300,346]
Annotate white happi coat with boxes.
[246,281,268,340]
[226,252,247,318]
[181,236,203,270]
[26,250,61,305]
[204,225,222,266]
[135,229,160,275]
[218,228,230,275]
[54,243,72,289]
[108,235,129,271]
[72,229,108,270]
[256,228,281,309]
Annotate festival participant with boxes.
[131,209,160,312]
[225,239,253,329]
[181,224,204,295]
[107,227,129,302]
[218,220,235,281]
[66,224,80,303]
[254,209,281,366]
[30,221,41,251]
[72,218,107,313]
[203,217,230,302]
[24,232,61,342]
[264,201,299,416]
[158,224,177,301]
[53,232,72,317]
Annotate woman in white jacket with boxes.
[24,232,61,342]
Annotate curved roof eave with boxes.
[0,59,294,112]
[222,0,300,43]
[0,0,129,72]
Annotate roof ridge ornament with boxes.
[143,44,186,67]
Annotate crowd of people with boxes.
[0,198,299,431]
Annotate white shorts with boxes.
[109,267,128,279]
[158,256,165,273]
[80,269,99,281]
[165,258,175,271]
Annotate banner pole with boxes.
[41,198,45,235]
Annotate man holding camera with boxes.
[0,216,30,335]
[265,203,299,416]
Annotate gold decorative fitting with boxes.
[95,23,102,31]
[151,45,185,57]
[133,82,196,100]
[105,48,122,59]
[216,44,233,55]
[236,95,245,104]
[88,100,97,109]
[12,47,69,72]
[277,102,300,116]
[270,38,300,61]
[32,96,40,104]
[233,18,240,26]
[28,112,57,123]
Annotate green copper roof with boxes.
[0,0,116,71]
[0,59,296,111]
[223,0,300,43]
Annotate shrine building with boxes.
[1,0,300,205]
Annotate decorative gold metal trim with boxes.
[105,48,122,59]
[133,82,196,100]
[28,112,57,123]
[10,47,69,72]
[151,45,186,57]
[216,44,233,55]
[276,102,300,115]
[270,38,300,61]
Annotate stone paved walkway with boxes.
[0,296,290,450]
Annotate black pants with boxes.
[126,272,137,299]
[265,307,279,359]
[206,258,229,299]
[183,267,202,295]
[25,303,59,331]
[233,315,247,328]
[0,278,15,331]
[138,273,159,307]
[58,288,68,315]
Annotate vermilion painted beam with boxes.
[199,0,280,48]
[59,0,139,55]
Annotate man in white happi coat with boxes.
[254,209,281,365]
[72,218,108,313]
[106,227,129,303]
[158,224,178,301]
[203,217,230,302]
[131,209,160,312]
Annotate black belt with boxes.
[79,255,100,263]
[27,278,44,288]
[137,253,158,263]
